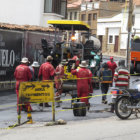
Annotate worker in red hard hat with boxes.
[72,53,80,67]
[107,56,117,84]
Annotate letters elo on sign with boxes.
[19,81,54,103]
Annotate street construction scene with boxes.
[1,0,140,140]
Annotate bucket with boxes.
[73,102,86,116]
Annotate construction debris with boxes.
[45,119,67,126]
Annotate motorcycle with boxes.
[111,79,140,119]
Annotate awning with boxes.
[48,20,90,31]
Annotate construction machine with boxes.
[130,28,140,74]
[44,20,102,92]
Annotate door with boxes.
[114,36,119,52]
[98,35,103,51]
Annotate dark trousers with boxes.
[101,83,109,100]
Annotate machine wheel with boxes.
[115,97,132,120]
[136,63,140,74]
[130,63,134,74]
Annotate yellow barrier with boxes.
[18,81,55,126]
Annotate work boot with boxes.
[39,103,43,107]
[87,103,90,111]
[102,99,107,104]
[45,103,51,107]
[56,102,60,108]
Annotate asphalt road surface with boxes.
[0,75,139,128]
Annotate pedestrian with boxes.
[29,61,40,81]
[107,56,117,84]
[55,60,67,107]
[98,62,112,104]
[114,60,130,89]
[38,55,55,107]
[14,57,32,112]
[111,60,130,112]
[71,61,91,107]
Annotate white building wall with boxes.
[97,14,122,36]
[108,28,120,44]
[120,7,140,49]
[42,13,64,27]
[133,7,140,30]
[0,0,64,27]
[0,0,42,26]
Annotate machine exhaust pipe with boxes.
[62,84,77,90]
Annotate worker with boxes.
[55,60,67,107]
[87,68,93,94]
[98,62,112,104]
[114,60,130,89]
[38,55,55,107]
[14,57,32,112]
[72,53,80,67]
[86,67,93,110]
[107,56,117,85]
[110,60,130,113]
[29,61,40,81]
[71,61,91,107]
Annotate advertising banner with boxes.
[0,30,23,81]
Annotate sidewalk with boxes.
[103,53,126,59]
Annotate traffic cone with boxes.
[27,106,33,124]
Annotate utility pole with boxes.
[126,0,133,69]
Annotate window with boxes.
[44,0,52,13]
[81,14,86,21]
[93,13,97,20]
[44,0,66,16]
[88,14,92,21]
[74,12,77,20]
[70,12,72,20]
[61,0,67,18]
[88,14,92,26]
[109,35,113,44]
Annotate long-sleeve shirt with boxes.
[38,62,55,80]
[114,66,130,87]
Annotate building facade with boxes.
[67,0,81,20]
[97,1,140,56]
[79,0,123,35]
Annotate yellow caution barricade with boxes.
[19,81,55,125]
